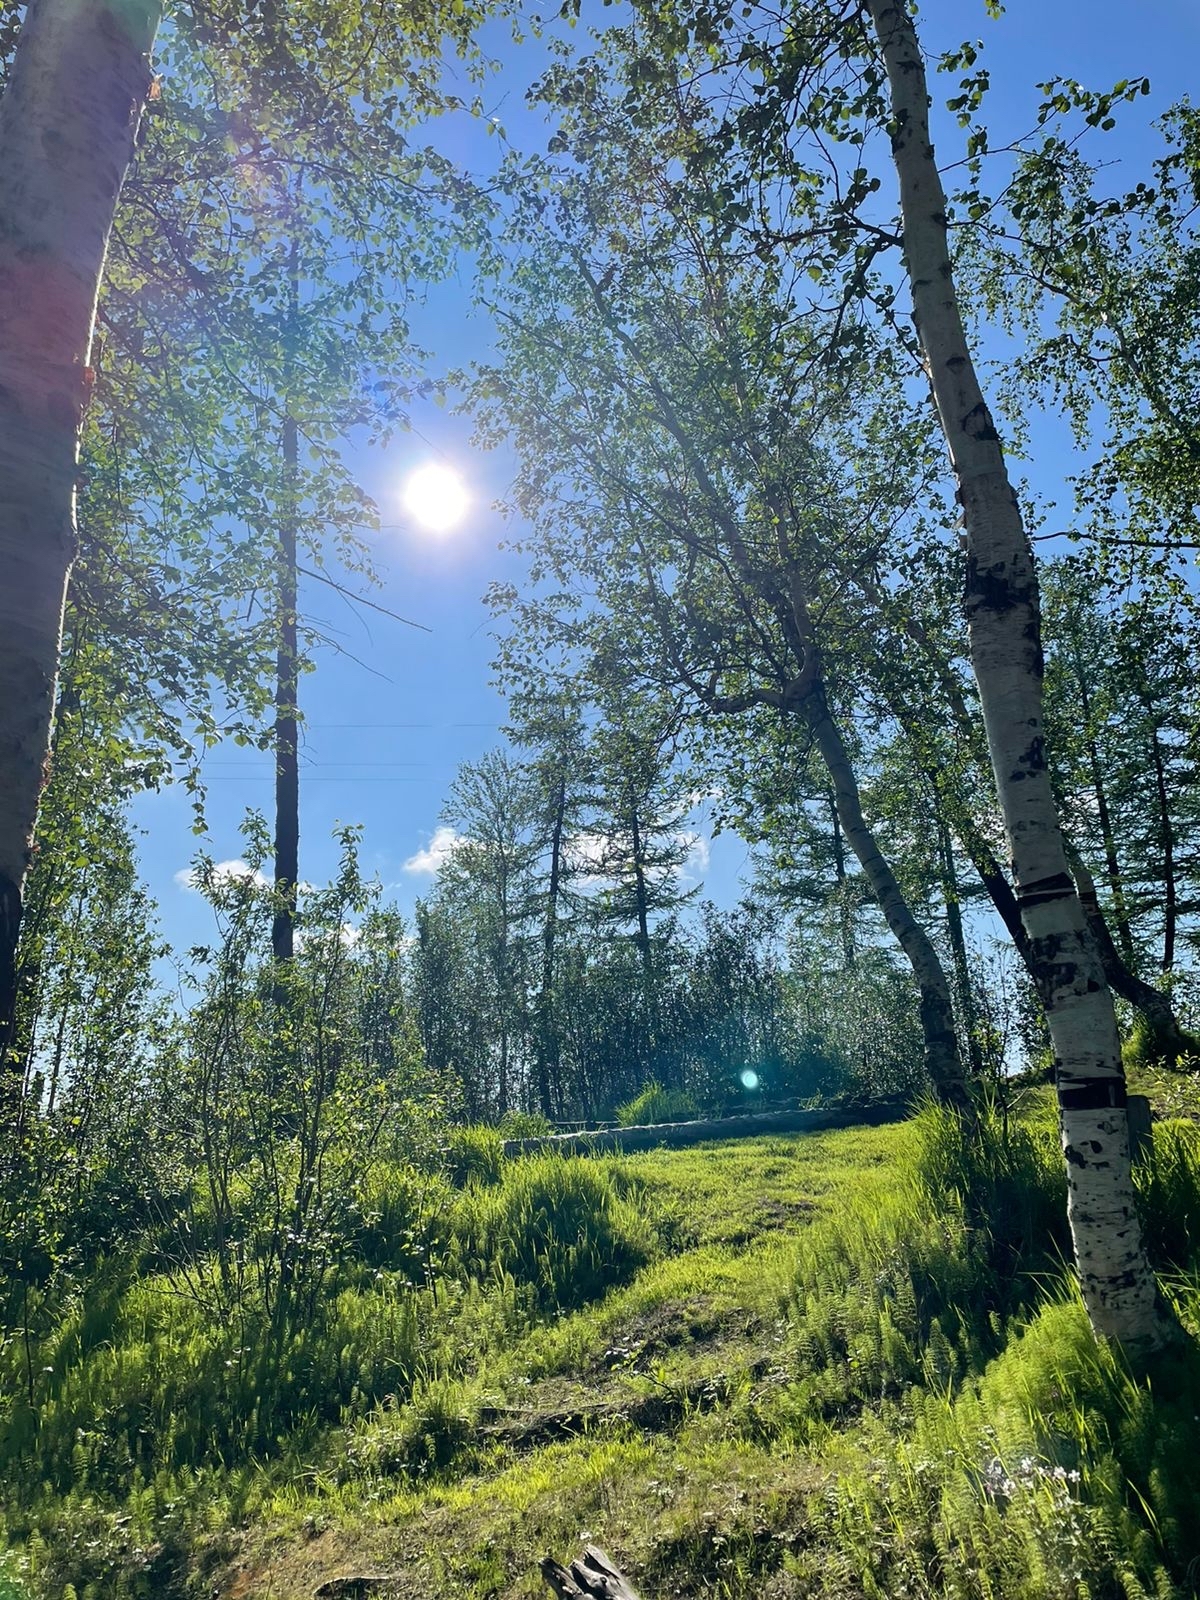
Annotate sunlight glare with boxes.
[402,462,471,534]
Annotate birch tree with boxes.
[863,0,1164,1347]
[0,0,162,1085]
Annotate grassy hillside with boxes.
[6,1090,1200,1599]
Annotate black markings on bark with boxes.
[963,556,1018,615]
[1015,871,1074,910]
[1020,734,1047,774]
[1058,1078,1127,1111]
[961,401,999,443]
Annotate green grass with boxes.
[6,1103,1200,1599]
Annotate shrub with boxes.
[443,1126,504,1188]
[616,1081,700,1127]
[830,1291,1200,1600]
[451,1154,658,1307]
[498,1109,553,1139]
[341,1375,480,1481]
[779,1159,985,1416]
[352,1162,450,1280]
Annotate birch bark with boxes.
[0,0,162,1082]
[864,0,1163,1348]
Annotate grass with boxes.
[6,1097,1200,1599]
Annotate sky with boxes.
[130,0,1200,963]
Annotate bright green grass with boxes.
[8,1107,1200,1600]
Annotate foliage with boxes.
[616,1081,700,1127]
[443,1125,506,1188]
[450,1153,659,1309]
[914,1095,1070,1291]
[4,1098,1200,1596]
[1133,1118,1200,1271]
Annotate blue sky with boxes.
[131,0,1200,960]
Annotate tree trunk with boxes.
[0,0,162,1089]
[867,0,1164,1348]
[629,795,652,974]
[876,613,1194,1068]
[1077,673,1136,964]
[937,814,983,1077]
[272,409,300,966]
[628,793,663,1082]
[828,789,857,970]
[272,238,301,968]
[1144,709,1177,973]
[1068,848,1197,1066]
[799,682,967,1106]
[536,778,566,1119]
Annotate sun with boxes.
[401,462,471,534]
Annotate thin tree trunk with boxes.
[272,409,300,966]
[536,778,566,1119]
[876,610,1194,1065]
[1077,674,1136,964]
[629,794,663,1083]
[828,789,857,970]
[272,240,301,967]
[1068,847,1196,1065]
[868,0,1163,1348]
[1144,712,1177,973]
[629,796,652,974]
[799,682,967,1106]
[0,0,162,1091]
[937,815,983,1077]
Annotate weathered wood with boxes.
[503,1101,906,1158]
[1127,1095,1154,1166]
[542,1546,642,1600]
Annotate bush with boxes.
[341,1375,480,1481]
[616,1081,700,1127]
[498,1109,553,1139]
[451,1154,658,1308]
[352,1161,450,1280]
[830,1291,1200,1600]
[778,1154,986,1417]
[443,1126,504,1188]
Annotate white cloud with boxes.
[678,830,710,878]
[403,825,463,876]
[565,830,613,877]
[174,858,270,893]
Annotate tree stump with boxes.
[541,1546,642,1600]
[1127,1094,1154,1166]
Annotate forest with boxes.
[2,0,1200,1595]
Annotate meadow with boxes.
[5,1076,1200,1600]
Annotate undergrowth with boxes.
[5,1101,1200,1600]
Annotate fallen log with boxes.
[542,1546,641,1600]
[503,1099,907,1158]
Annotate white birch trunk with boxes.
[0,0,161,1075]
[864,0,1163,1349]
